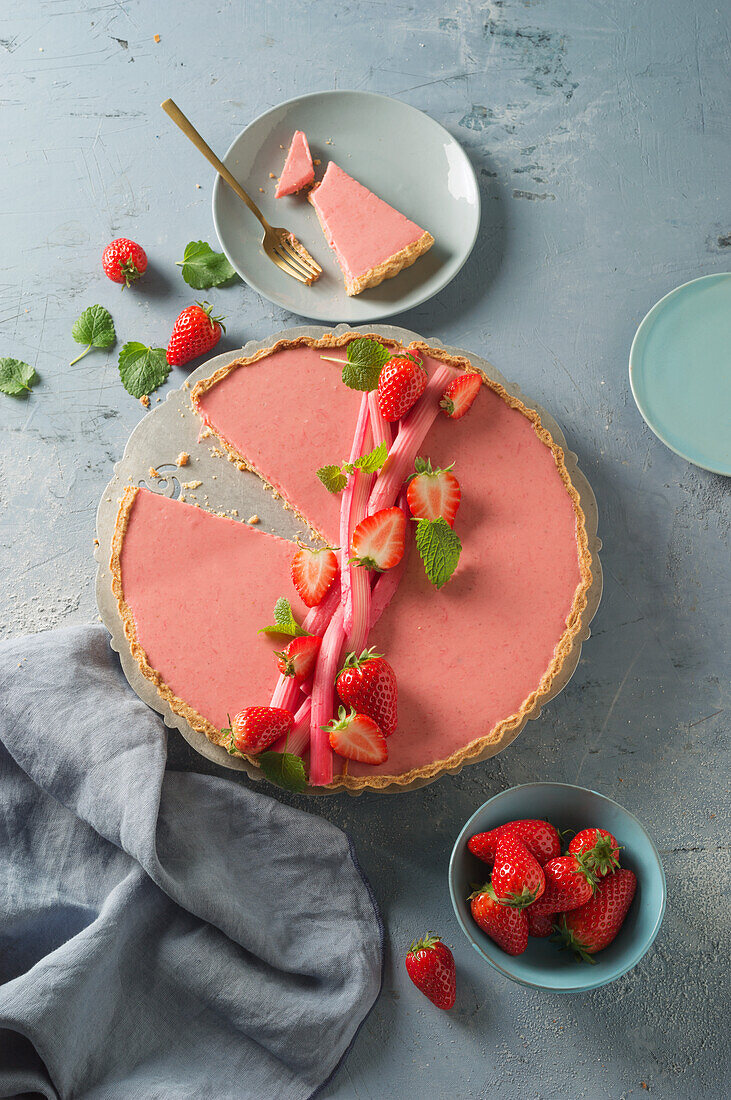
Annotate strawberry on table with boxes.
[554,868,637,962]
[350,506,406,572]
[167,302,225,366]
[467,819,562,868]
[377,352,428,422]
[325,706,388,765]
[529,855,597,917]
[491,836,546,907]
[336,648,398,736]
[404,932,456,1010]
[440,372,481,420]
[291,545,338,607]
[224,706,294,754]
[469,884,528,956]
[102,237,148,286]
[568,827,622,878]
[527,910,555,938]
[406,457,461,527]
[274,635,321,684]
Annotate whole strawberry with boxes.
[274,635,321,684]
[167,302,225,366]
[554,868,637,961]
[224,706,293,754]
[336,648,397,736]
[568,827,621,878]
[468,819,562,868]
[377,352,427,422]
[469,884,528,956]
[404,932,456,1010]
[102,237,148,286]
[529,855,597,917]
[527,910,554,938]
[491,836,546,907]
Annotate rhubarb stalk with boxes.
[271,695,312,756]
[309,603,345,786]
[268,580,340,711]
[340,394,372,633]
[369,488,411,627]
[367,389,393,454]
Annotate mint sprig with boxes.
[0,358,37,396]
[321,337,390,392]
[414,517,462,589]
[70,305,116,365]
[176,241,238,290]
[257,751,307,793]
[259,597,310,638]
[118,342,170,399]
[317,440,388,493]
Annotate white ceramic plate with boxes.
[211,91,480,323]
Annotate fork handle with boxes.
[161,98,268,229]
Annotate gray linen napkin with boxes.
[0,625,382,1099]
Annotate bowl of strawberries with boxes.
[448,783,666,991]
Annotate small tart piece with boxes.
[275,130,315,198]
[308,162,434,295]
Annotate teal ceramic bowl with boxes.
[449,783,666,992]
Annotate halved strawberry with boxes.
[324,706,388,764]
[350,507,406,571]
[406,457,461,527]
[275,635,321,683]
[440,372,481,420]
[291,545,339,606]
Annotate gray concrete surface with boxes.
[2,1,729,1097]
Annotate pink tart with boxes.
[112,334,594,791]
[275,130,315,197]
[308,163,434,295]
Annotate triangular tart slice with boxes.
[275,130,315,198]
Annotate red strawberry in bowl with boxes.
[554,868,637,962]
[102,237,148,286]
[274,635,321,684]
[467,819,562,867]
[568,827,622,878]
[406,457,461,527]
[405,932,456,1010]
[325,706,388,765]
[529,855,597,917]
[491,836,546,908]
[336,648,397,736]
[167,302,225,366]
[291,545,338,607]
[224,706,293,754]
[527,910,555,938]
[469,884,528,956]
[350,507,405,572]
[377,353,428,422]
[440,372,481,419]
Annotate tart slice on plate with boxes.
[275,130,315,197]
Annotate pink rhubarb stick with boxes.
[309,603,345,786]
[369,488,412,628]
[367,389,393,455]
[268,579,341,711]
[340,394,372,635]
[272,696,312,756]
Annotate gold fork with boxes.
[161,99,322,285]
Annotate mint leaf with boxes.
[414,517,462,589]
[317,464,349,493]
[342,337,390,391]
[353,440,388,473]
[259,597,310,637]
[0,358,37,396]
[70,305,116,364]
[257,751,307,793]
[118,342,170,399]
[177,240,238,290]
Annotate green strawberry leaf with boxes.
[70,305,116,364]
[414,517,462,589]
[259,596,310,637]
[118,342,170,399]
[342,337,390,392]
[353,440,388,473]
[177,241,238,289]
[0,358,37,396]
[317,464,349,493]
[256,751,307,793]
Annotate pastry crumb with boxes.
[183,480,202,490]
[140,395,150,408]
[313,158,321,166]
[179,493,186,502]
[195,183,202,189]
[248,514,260,524]
[230,508,238,516]
[176,452,190,466]
[154,33,160,43]
[93,538,99,547]
[148,467,160,479]
[259,187,265,192]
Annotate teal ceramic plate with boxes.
[212,90,480,323]
[629,273,731,475]
[449,783,666,992]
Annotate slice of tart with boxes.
[308,163,434,295]
[275,130,315,198]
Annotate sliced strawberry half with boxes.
[406,457,461,527]
[275,635,322,684]
[291,545,339,606]
[324,706,388,764]
[350,506,406,571]
[440,372,481,420]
